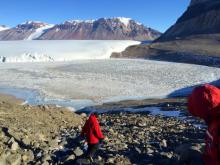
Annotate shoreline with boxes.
[0,93,24,105]
[0,89,188,112]
[1,91,203,129]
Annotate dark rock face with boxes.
[112,0,220,67]
[190,0,209,6]
[158,0,220,41]
[0,18,161,41]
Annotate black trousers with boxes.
[86,143,99,158]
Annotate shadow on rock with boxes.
[168,79,220,98]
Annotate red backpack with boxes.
[188,84,220,165]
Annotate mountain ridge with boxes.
[0,18,161,41]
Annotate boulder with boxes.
[73,147,84,157]
[175,143,204,164]
[22,150,34,162]
[6,153,21,165]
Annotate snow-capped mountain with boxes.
[0,25,9,32]
[39,17,161,40]
[0,21,54,40]
[0,18,161,41]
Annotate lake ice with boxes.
[1,59,220,110]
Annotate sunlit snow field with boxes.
[0,41,220,110]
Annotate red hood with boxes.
[188,84,220,122]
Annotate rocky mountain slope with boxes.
[0,18,161,41]
[158,0,220,41]
[112,0,220,67]
[0,21,53,40]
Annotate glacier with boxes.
[0,40,140,62]
[25,24,55,40]
[1,59,220,110]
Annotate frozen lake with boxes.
[0,59,220,110]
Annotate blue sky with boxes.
[0,0,190,32]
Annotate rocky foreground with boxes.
[0,95,206,165]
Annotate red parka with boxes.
[80,114,104,144]
[188,84,220,165]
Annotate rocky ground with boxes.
[0,94,83,165]
[0,95,206,165]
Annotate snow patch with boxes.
[0,53,54,62]
[116,17,131,26]
[0,26,9,31]
[55,28,60,32]
[25,24,54,40]
[80,107,181,117]
[21,21,45,25]
[146,107,180,117]
[65,19,95,24]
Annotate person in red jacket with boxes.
[188,84,220,165]
[80,112,104,161]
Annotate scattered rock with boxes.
[9,140,19,151]
[107,157,115,164]
[22,150,34,162]
[22,137,31,146]
[73,147,84,157]
[135,147,142,154]
[6,153,21,165]
[66,154,76,161]
[160,139,167,148]
[80,113,87,118]
[175,143,204,164]
[147,148,154,154]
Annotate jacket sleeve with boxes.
[93,121,104,140]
